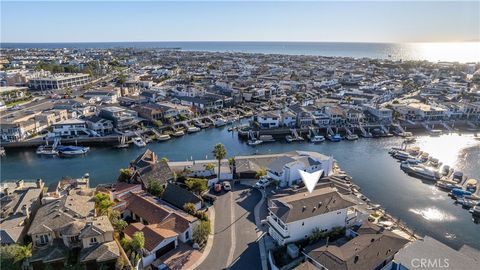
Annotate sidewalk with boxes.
[189,206,216,270]
[253,188,268,270]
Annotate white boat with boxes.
[57,145,90,156]
[187,126,201,133]
[36,145,58,156]
[248,139,263,146]
[172,130,185,137]
[345,134,359,141]
[157,134,171,141]
[429,129,442,136]
[401,164,441,182]
[132,137,147,147]
[259,135,275,142]
[0,147,6,156]
[309,135,325,143]
[214,118,227,127]
[392,151,414,161]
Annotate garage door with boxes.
[155,240,176,258]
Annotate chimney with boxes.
[21,205,30,218]
[36,179,43,189]
[16,180,24,189]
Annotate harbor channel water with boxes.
[1,126,479,250]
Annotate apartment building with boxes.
[29,73,90,90]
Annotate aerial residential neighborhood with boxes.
[1,1,480,270]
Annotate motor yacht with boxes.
[401,164,441,182]
[57,145,90,156]
[309,135,325,143]
[187,126,201,133]
[157,134,171,141]
[132,137,147,147]
[345,134,359,141]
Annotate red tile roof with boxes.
[124,222,177,252]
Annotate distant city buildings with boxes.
[29,73,90,90]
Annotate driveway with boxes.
[196,184,262,270]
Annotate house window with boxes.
[39,234,49,244]
[185,231,190,240]
[90,237,97,244]
[302,222,304,226]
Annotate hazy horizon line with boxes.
[2,40,480,44]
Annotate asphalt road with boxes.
[196,185,262,270]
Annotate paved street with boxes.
[196,185,262,270]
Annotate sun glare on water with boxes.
[415,134,479,168]
[409,207,457,222]
[408,42,480,63]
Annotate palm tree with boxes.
[212,143,227,183]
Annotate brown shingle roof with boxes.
[269,187,355,223]
[306,232,409,270]
[125,193,170,224]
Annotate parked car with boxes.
[255,178,271,189]
[222,181,231,191]
[214,183,222,193]
[202,193,217,204]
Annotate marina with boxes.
[1,126,479,250]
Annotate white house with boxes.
[256,111,281,129]
[267,187,356,245]
[266,151,334,187]
[281,111,297,128]
[51,119,91,137]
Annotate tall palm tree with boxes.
[212,143,227,183]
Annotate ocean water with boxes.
[2,41,479,63]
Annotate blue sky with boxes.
[1,1,479,43]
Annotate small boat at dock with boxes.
[0,147,5,157]
[248,139,263,146]
[392,151,414,161]
[132,137,147,147]
[403,136,416,143]
[57,145,90,156]
[214,118,227,127]
[436,180,461,191]
[400,163,441,182]
[429,129,442,136]
[172,130,185,137]
[187,126,201,133]
[259,135,275,142]
[327,134,342,142]
[345,134,359,141]
[309,135,325,143]
[157,134,171,141]
[465,179,478,193]
[36,145,59,156]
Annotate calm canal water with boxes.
[1,126,479,250]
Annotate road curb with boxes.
[254,189,268,270]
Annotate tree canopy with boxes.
[185,178,208,195]
[146,178,164,197]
